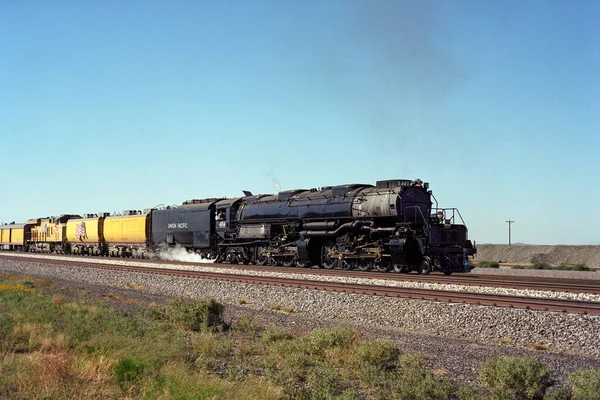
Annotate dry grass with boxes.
[52,294,70,305]
[269,302,295,313]
[498,336,511,345]
[11,323,67,352]
[530,343,550,351]
[100,293,142,305]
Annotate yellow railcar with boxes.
[66,214,107,255]
[0,227,9,244]
[0,223,25,250]
[103,211,149,257]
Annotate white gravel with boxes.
[2,255,600,358]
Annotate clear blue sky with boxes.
[1,0,599,245]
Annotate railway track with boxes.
[3,253,599,295]
[2,254,600,315]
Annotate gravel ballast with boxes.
[4,253,600,302]
[1,257,599,385]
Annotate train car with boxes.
[26,215,80,253]
[103,210,150,257]
[66,214,109,256]
[150,199,222,258]
[0,223,26,250]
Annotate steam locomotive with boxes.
[0,178,476,275]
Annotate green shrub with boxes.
[390,354,457,399]
[478,261,500,268]
[352,339,400,370]
[263,350,314,395]
[261,325,293,343]
[557,263,592,271]
[305,365,341,399]
[115,357,146,386]
[235,313,261,335]
[165,298,226,332]
[301,326,358,359]
[358,364,393,389]
[568,369,600,400]
[478,356,553,400]
[192,332,234,370]
[513,263,593,271]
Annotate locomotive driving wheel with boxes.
[282,256,295,267]
[321,242,337,269]
[255,246,268,266]
[295,260,312,268]
[393,263,408,273]
[417,256,432,274]
[340,260,352,270]
[375,259,392,272]
[357,258,374,271]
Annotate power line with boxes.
[505,220,515,245]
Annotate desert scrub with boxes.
[191,332,234,371]
[351,338,400,370]
[0,275,279,399]
[478,356,553,400]
[513,263,593,271]
[477,261,500,268]
[234,313,261,335]
[147,297,227,332]
[261,325,293,343]
[568,369,600,400]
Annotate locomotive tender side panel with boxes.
[10,227,24,245]
[66,217,102,244]
[0,223,25,249]
[103,214,148,244]
[151,206,213,249]
[0,228,9,244]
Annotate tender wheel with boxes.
[357,259,373,271]
[321,242,337,269]
[255,246,268,266]
[375,259,392,272]
[418,257,432,275]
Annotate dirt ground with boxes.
[475,244,600,267]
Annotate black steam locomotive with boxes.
[152,178,476,275]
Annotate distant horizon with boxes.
[479,243,600,246]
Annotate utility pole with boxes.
[505,220,515,245]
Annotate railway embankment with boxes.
[475,244,600,267]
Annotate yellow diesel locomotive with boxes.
[2,211,150,258]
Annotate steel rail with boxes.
[2,255,600,315]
